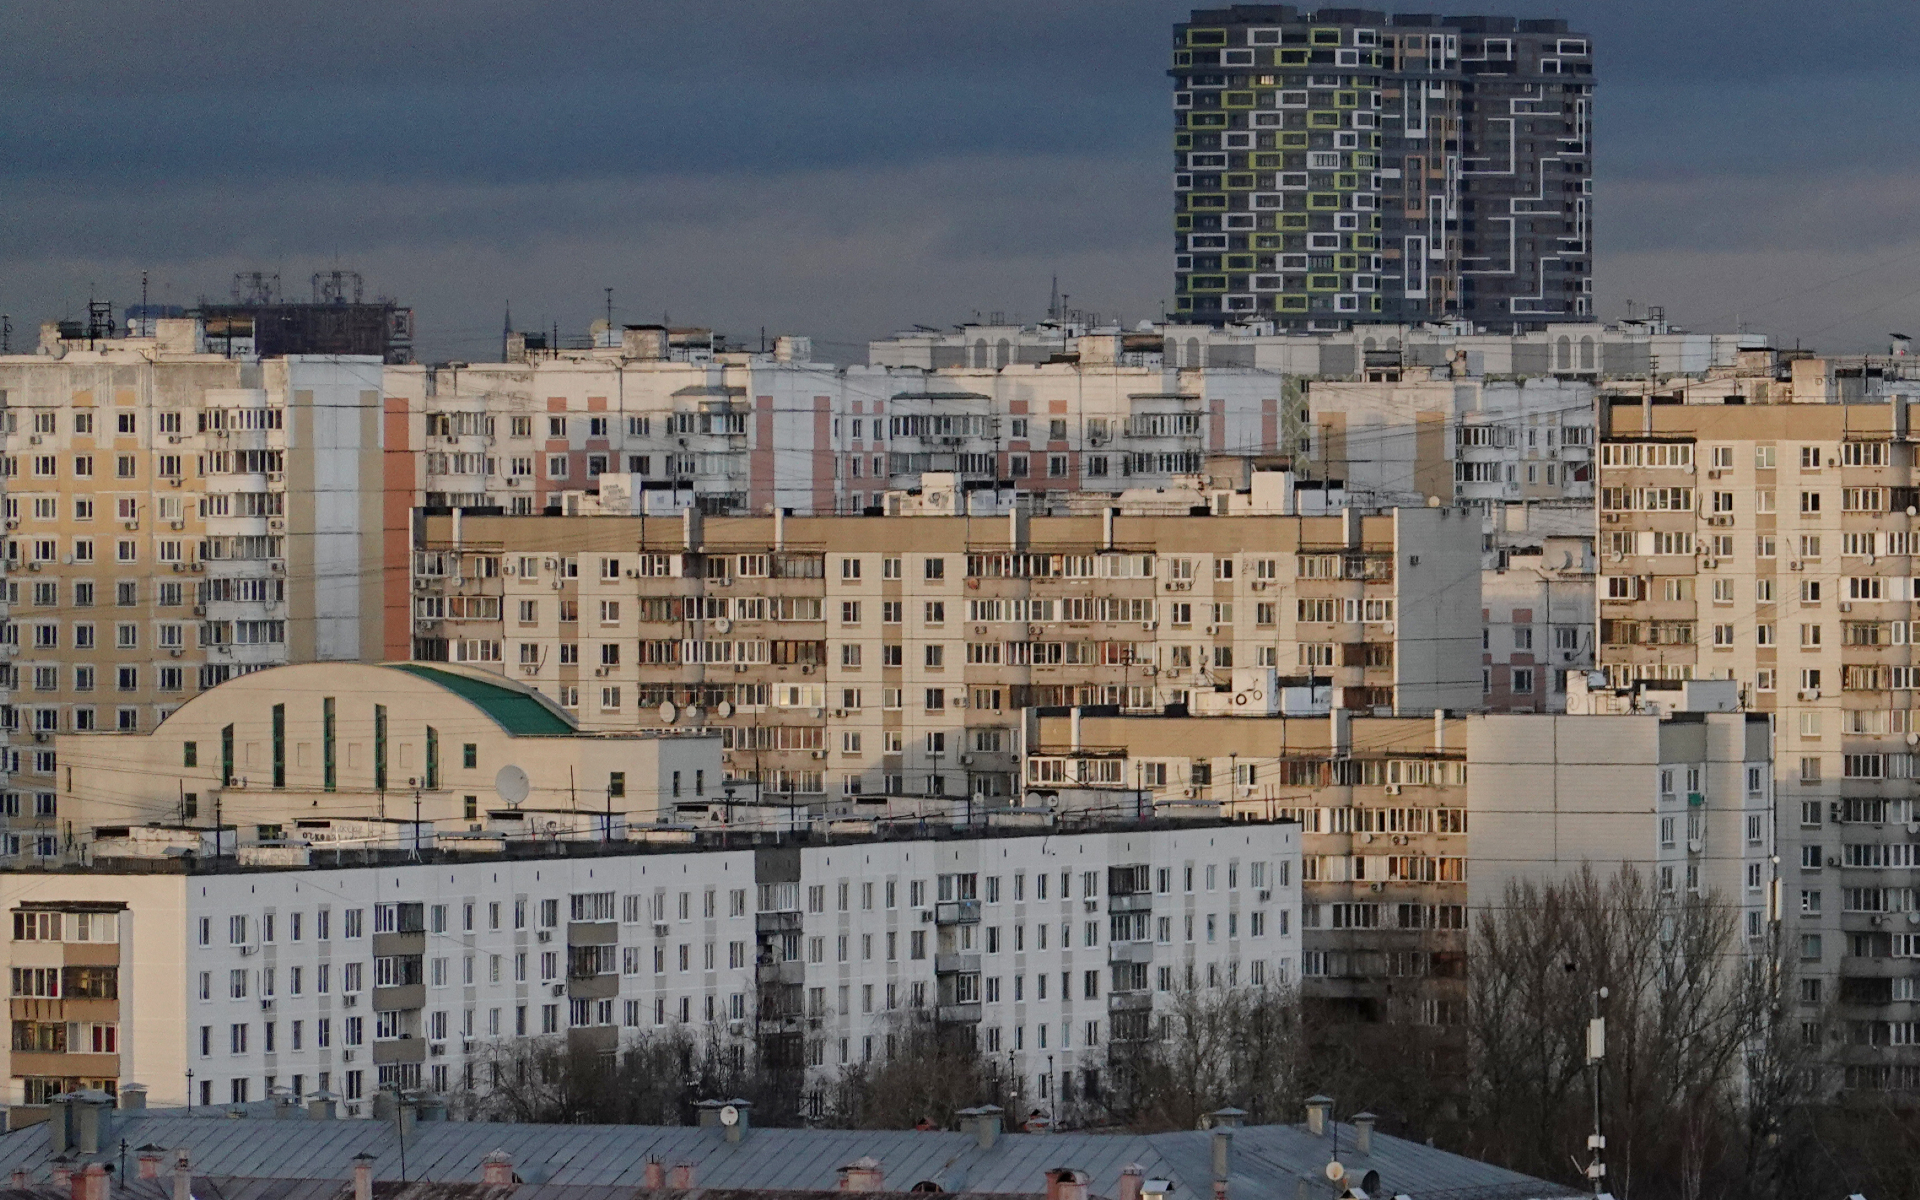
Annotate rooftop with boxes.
[387,665,574,737]
[0,1110,1572,1200]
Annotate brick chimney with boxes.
[352,1153,375,1200]
[837,1157,884,1192]
[137,1150,165,1180]
[668,1164,694,1189]
[50,1161,71,1189]
[481,1152,515,1185]
[643,1160,666,1190]
[1045,1168,1089,1200]
[1116,1164,1144,1200]
[74,1162,108,1200]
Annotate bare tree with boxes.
[819,1011,1024,1129]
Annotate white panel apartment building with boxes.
[388,319,1756,521]
[0,821,1300,1119]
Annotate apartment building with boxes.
[1481,532,1594,711]
[50,662,717,848]
[1596,388,1920,1093]
[1470,682,1772,937]
[406,506,1481,806]
[395,317,1747,527]
[1169,7,1594,329]
[0,323,392,857]
[1024,692,1772,1022]
[1026,709,1467,1025]
[0,819,1301,1120]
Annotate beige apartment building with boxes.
[1026,708,1469,1024]
[0,323,392,858]
[407,507,1482,809]
[1597,386,1920,1092]
[1022,688,1772,1028]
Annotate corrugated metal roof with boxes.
[0,1115,1573,1200]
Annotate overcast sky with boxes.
[2,0,1916,363]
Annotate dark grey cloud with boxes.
[3,1,1919,359]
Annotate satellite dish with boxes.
[718,701,734,719]
[494,765,530,808]
[688,706,706,723]
[719,1104,739,1127]
[1324,1161,1345,1182]
[659,702,678,724]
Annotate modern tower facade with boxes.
[1171,6,1594,330]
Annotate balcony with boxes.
[934,952,981,975]
[1108,991,1154,1012]
[1109,941,1155,965]
[756,911,802,934]
[756,960,806,987]
[1108,893,1154,913]
[935,1002,983,1025]
[935,900,981,925]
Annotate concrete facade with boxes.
[406,509,1483,807]
[0,820,1300,1119]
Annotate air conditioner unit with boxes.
[918,910,935,923]
[522,664,538,675]
[1839,602,1852,613]
[653,923,670,937]
[1257,889,1272,901]
[1384,784,1402,795]
[268,473,283,483]
[342,994,358,1008]
[1687,838,1704,854]
[550,983,565,997]
[171,520,184,530]
[260,998,274,1011]
[1368,882,1383,893]
[429,1043,446,1056]
[342,1050,355,1061]
[238,944,255,956]
[1790,561,1803,571]
[552,580,563,590]
[170,648,183,658]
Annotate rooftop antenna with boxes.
[1048,274,1060,322]
[502,301,512,362]
[1,315,10,355]
[604,287,614,335]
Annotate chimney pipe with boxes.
[1117,1165,1144,1200]
[10,1170,27,1189]
[1352,1112,1376,1157]
[137,1151,165,1181]
[668,1164,694,1190]
[50,1162,71,1190]
[969,1105,1002,1150]
[481,1152,515,1186]
[1210,1128,1232,1182]
[78,1163,108,1200]
[837,1158,884,1192]
[1433,707,1445,752]
[1046,1169,1088,1200]
[172,1154,191,1200]
[1305,1095,1333,1137]
[118,1084,148,1112]
[643,1160,666,1190]
[308,1091,339,1121]
[352,1154,375,1200]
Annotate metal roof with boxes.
[390,666,575,737]
[0,1113,1573,1200]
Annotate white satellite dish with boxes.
[719,1104,739,1127]
[495,765,530,808]
[718,701,734,719]
[1324,1161,1345,1182]
[660,702,678,724]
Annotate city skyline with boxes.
[2,1,1918,361]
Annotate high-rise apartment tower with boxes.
[1171,6,1594,330]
